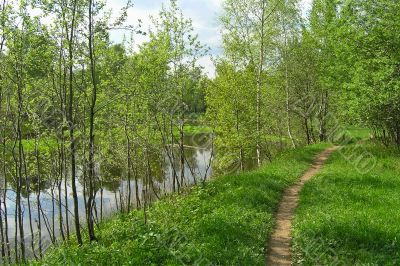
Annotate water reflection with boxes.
[0,134,214,261]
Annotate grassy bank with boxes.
[183,124,213,135]
[292,142,400,265]
[33,143,329,265]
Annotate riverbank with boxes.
[31,143,330,265]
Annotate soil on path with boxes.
[266,146,339,266]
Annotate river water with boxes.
[0,134,216,261]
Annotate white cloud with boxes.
[107,0,311,77]
[107,0,223,77]
[198,55,216,78]
[300,0,313,18]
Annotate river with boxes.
[0,133,216,261]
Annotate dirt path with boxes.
[266,146,339,266]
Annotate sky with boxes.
[107,0,313,77]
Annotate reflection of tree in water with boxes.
[0,178,3,199]
[100,179,121,193]
[98,160,124,193]
[3,159,52,199]
[20,175,51,199]
[96,143,127,193]
[93,144,166,205]
[1,133,214,261]
[183,146,199,179]
[166,134,213,184]
[147,148,164,183]
[3,134,214,200]
[188,133,211,149]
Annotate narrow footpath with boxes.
[266,146,339,265]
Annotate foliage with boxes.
[309,0,400,145]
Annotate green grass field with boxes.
[183,124,213,135]
[33,144,329,265]
[344,126,372,141]
[292,142,400,265]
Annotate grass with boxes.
[183,124,213,135]
[21,138,58,153]
[343,126,372,141]
[292,142,400,265]
[32,143,330,265]
[3,138,57,154]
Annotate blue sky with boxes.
[107,0,313,77]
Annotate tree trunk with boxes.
[305,117,311,145]
[87,0,98,241]
[16,77,26,263]
[179,113,185,186]
[22,147,37,259]
[35,138,43,258]
[124,99,133,212]
[2,97,10,262]
[256,0,267,167]
[285,55,295,148]
[67,0,83,245]
[319,90,329,141]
